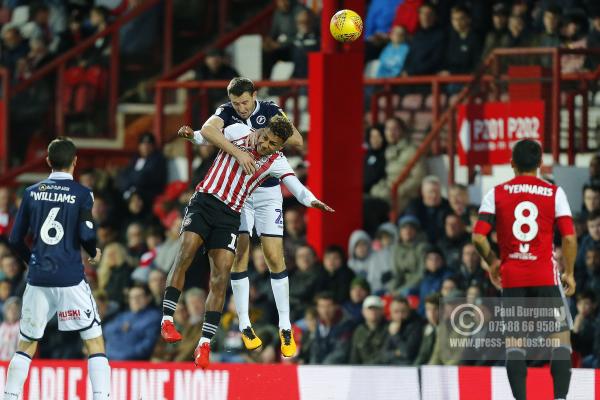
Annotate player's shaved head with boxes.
[48,137,76,171]
[512,139,542,173]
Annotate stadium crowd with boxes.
[0,0,599,368]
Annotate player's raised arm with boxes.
[200,115,256,175]
[281,174,334,212]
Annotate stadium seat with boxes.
[413,111,432,132]
[401,94,423,111]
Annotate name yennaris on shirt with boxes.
[503,184,553,196]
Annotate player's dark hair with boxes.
[512,139,542,173]
[47,137,77,170]
[587,209,600,222]
[314,291,336,304]
[227,77,255,97]
[268,115,294,142]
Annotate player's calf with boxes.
[550,345,572,400]
[506,347,527,400]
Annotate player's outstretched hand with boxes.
[178,125,194,140]
[89,248,102,265]
[310,200,335,212]
[235,151,257,175]
[561,273,576,296]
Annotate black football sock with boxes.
[162,286,181,317]
[201,311,222,340]
[506,348,527,400]
[550,346,572,399]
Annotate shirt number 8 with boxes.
[513,201,538,242]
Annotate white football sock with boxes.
[271,274,291,330]
[231,276,251,330]
[161,315,174,324]
[88,354,111,400]
[3,352,31,399]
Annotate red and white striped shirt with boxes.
[192,123,295,212]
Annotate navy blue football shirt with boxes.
[9,172,97,287]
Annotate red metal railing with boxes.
[387,47,600,221]
[0,67,9,174]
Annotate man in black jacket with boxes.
[403,3,445,76]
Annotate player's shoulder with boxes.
[257,99,282,111]
[214,102,235,118]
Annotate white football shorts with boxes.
[20,279,102,341]
[239,185,284,237]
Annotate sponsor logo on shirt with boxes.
[58,309,81,321]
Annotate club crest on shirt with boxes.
[182,216,192,228]
[256,115,266,125]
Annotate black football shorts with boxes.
[181,192,240,253]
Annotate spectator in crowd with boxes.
[306,292,354,364]
[447,184,473,228]
[0,254,25,297]
[195,49,239,109]
[364,0,403,60]
[561,11,588,73]
[412,246,453,315]
[57,10,89,54]
[436,213,469,269]
[125,222,146,259]
[0,187,15,237]
[283,207,306,270]
[365,222,396,294]
[440,276,458,297]
[319,245,355,304]
[575,211,600,280]
[370,117,426,213]
[87,6,110,66]
[507,13,530,49]
[456,243,489,292]
[291,9,319,79]
[249,246,277,326]
[342,277,370,327]
[0,24,29,76]
[413,293,440,365]
[376,26,409,78]
[403,3,445,76]
[586,7,600,69]
[21,3,54,49]
[581,184,600,220]
[290,244,322,321]
[349,295,388,364]
[94,290,119,325]
[380,296,424,365]
[97,242,133,308]
[572,291,597,367]
[154,214,182,273]
[298,306,318,363]
[123,191,158,227]
[116,132,167,207]
[0,297,20,360]
[0,279,12,314]
[482,2,510,58]
[405,175,452,243]
[347,229,372,278]
[577,245,600,301]
[428,289,465,365]
[586,154,600,187]
[263,0,309,77]
[391,215,427,295]
[104,284,162,360]
[363,125,387,194]
[440,6,482,75]
[392,0,424,36]
[147,268,167,308]
[533,6,561,49]
[290,245,322,321]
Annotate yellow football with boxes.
[329,9,363,43]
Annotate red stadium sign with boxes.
[456,101,545,166]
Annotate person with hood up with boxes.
[347,230,372,278]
